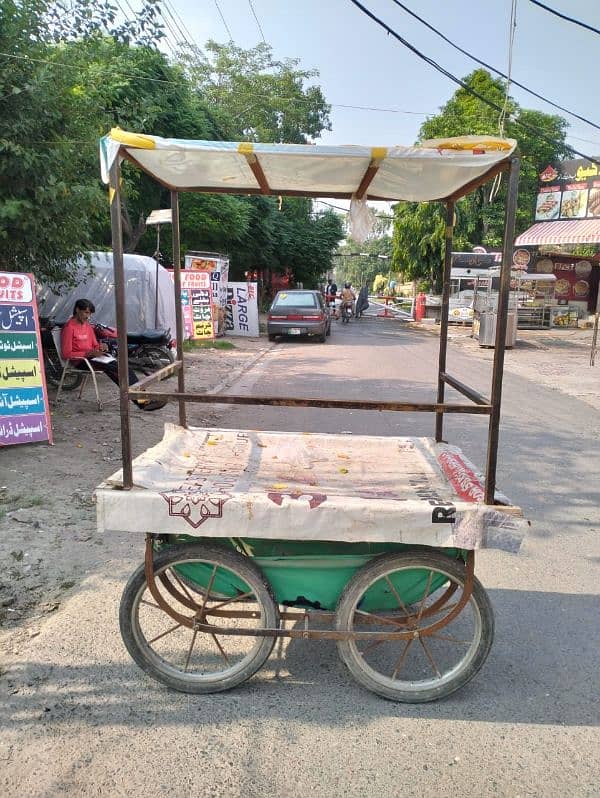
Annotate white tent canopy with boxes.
[100,130,517,202]
[37,251,177,335]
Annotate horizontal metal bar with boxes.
[127,391,493,414]
[440,372,490,406]
[132,361,182,390]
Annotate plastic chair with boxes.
[51,329,104,411]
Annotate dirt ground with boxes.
[0,336,270,657]
[0,322,598,663]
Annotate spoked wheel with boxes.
[335,550,494,703]
[120,543,279,694]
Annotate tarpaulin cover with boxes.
[95,425,526,552]
[37,251,177,335]
[100,130,517,202]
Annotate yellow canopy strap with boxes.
[238,142,270,194]
[109,127,156,149]
[430,139,513,152]
[355,147,388,200]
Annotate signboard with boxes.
[535,159,600,221]
[226,282,259,337]
[185,252,230,337]
[180,270,214,340]
[450,252,501,278]
[529,255,592,305]
[0,273,52,446]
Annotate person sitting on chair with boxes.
[60,299,167,411]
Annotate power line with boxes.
[248,0,267,44]
[214,0,233,41]
[349,0,599,166]
[528,0,600,36]
[388,0,599,131]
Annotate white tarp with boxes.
[37,251,177,335]
[96,425,526,552]
[100,131,517,203]
[226,282,259,336]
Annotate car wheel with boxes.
[326,323,331,337]
[268,334,276,342]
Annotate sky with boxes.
[161,0,599,157]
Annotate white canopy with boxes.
[100,129,517,202]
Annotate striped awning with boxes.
[515,219,600,246]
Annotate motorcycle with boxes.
[340,301,353,324]
[93,323,175,375]
[39,316,85,391]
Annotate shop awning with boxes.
[515,219,600,246]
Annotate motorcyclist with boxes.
[340,282,356,319]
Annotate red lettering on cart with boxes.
[267,491,327,509]
[437,452,485,502]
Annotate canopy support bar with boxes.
[109,154,133,489]
[355,151,386,200]
[436,201,454,442]
[485,156,520,503]
[170,190,187,428]
[242,152,271,194]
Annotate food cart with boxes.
[96,132,526,702]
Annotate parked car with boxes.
[267,289,331,342]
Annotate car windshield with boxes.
[273,292,318,308]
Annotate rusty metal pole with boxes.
[485,157,520,503]
[170,191,187,428]
[109,154,133,488]
[436,201,454,442]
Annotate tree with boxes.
[178,41,331,143]
[391,69,572,289]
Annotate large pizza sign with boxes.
[535,158,600,222]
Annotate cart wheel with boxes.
[120,542,279,694]
[335,550,494,703]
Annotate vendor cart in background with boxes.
[472,269,519,347]
[96,131,526,702]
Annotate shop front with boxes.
[514,157,600,324]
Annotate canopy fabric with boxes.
[100,129,517,202]
[514,219,600,246]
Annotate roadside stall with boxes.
[96,131,525,703]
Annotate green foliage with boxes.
[178,41,331,143]
[336,233,393,289]
[372,274,387,294]
[391,69,572,291]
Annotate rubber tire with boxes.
[137,345,175,378]
[326,324,331,337]
[120,542,279,694]
[318,333,327,343]
[268,334,277,342]
[43,351,85,391]
[335,550,494,703]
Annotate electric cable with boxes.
[528,0,600,36]
[388,0,599,131]
[350,0,599,165]
[214,0,234,41]
[248,0,267,44]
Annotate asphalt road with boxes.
[2,317,598,797]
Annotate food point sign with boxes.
[0,273,52,446]
[534,158,600,222]
[179,270,214,340]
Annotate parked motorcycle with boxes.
[93,323,175,375]
[39,316,85,391]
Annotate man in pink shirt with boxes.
[60,299,166,411]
